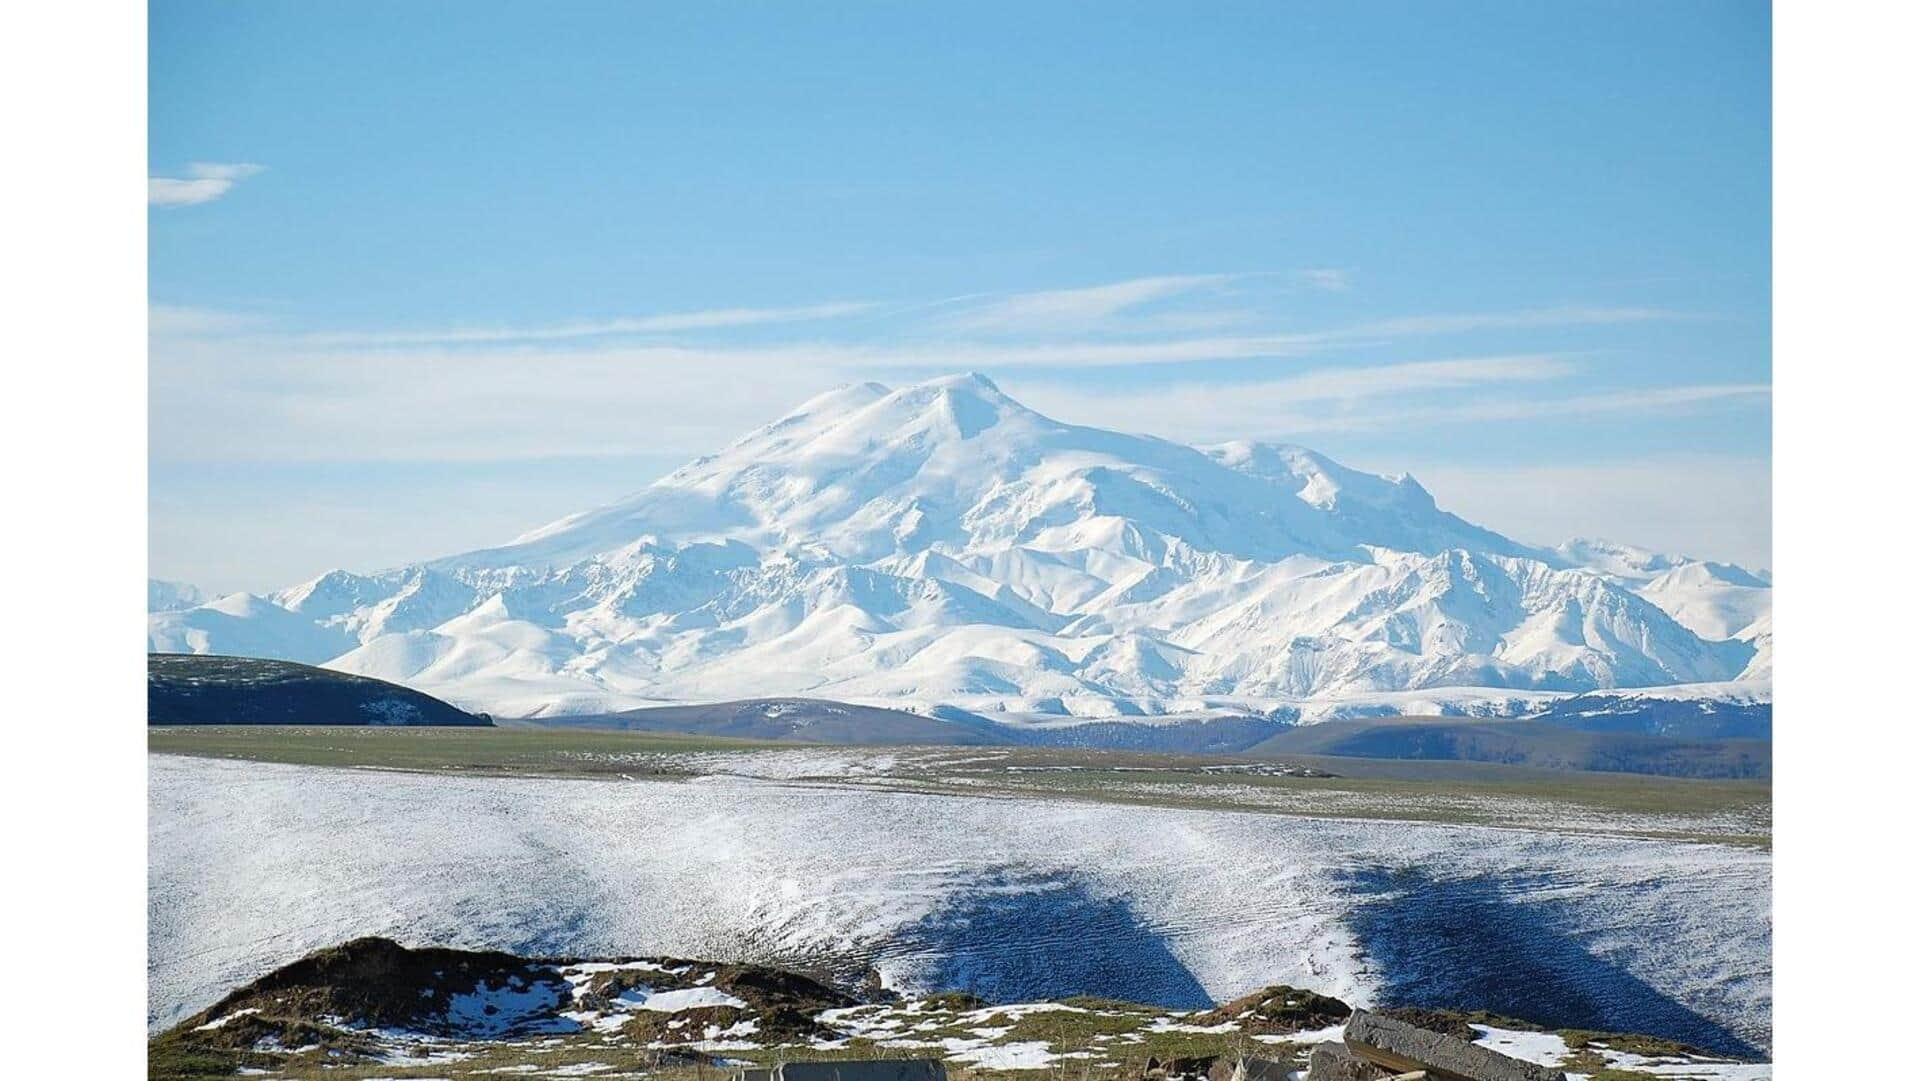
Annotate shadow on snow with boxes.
[1339,865,1760,1058]
[892,873,1212,1010]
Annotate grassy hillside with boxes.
[149,654,491,727]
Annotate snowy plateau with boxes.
[148,374,1771,720]
[149,754,1772,1054]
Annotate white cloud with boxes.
[1356,306,1687,337]
[148,303,262,335]
[145,286,1746,476]
[938,274,1238,333]
[1412,383,1772,426]
[148,162,264,207]
[1011,358,1767,443]
[153,319,1764,473]
[149,338,844,464]
[289,301,877,347]
[1209,354,1578,403]
[1295,268,1351,291]
[156,295,1692,373]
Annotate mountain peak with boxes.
[879,371,1028,439]
[921,371,1004,395]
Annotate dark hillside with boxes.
[148,654,490,727]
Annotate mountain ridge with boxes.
[149,374,1769,718]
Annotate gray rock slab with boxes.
[1306,1041,1396,1081]
[1344,1011,1565,1081]
[1209,1056,1301,1081]
[736,1063,946,1081]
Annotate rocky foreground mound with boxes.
[150,937,1769,1080]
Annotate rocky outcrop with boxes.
[1194,984,1352,1035]
[149,939,1760,1081]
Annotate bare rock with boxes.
[1208,1056,1298,1081]
[1345,1010,1565,1081]
[1306,1041,1395,1081]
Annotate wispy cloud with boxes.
[152,267,1694,374]
[1014,355,1580,437]
[149,303,262,336]
[937,273,1239,333]
[854,305,1685,369]
[288,301,878,347]
[153,322,1765,470]
[1294,268,1351,291]
[146,281,1745,470]
[150,338,846,463]
[1426,383,1772,425]
[148,162,264,207]
[1355,306,1687,337]
[1022,371,1768,441]
[160,304,1683,372]
[1238,354,1579,401]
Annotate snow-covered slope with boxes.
[148,591,357,664]
[148,374,1768,716]
[148,578,206,613]
[1634,561,1772,641]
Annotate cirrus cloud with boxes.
[149,162,264,207]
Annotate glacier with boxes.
[149,373,1770,718]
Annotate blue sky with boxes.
[150,1,1770,592]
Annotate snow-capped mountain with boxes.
[147,578,207,613]
[149,374,1769,716]
[1635,561,1773,641]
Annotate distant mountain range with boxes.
[149,373,1770,720]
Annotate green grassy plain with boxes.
[149,726,1768,846]
[147,724,779,775]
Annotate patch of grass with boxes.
[1559,1028,1702,1058]
[149,724,787,777]
[920,991,990,1011]
[146,1035,244,1079]
[1115,1028,1249,1062]
[1374,1007,1543,1040]
[1002,1009,1147,1043]
[1057,995,1155,1012]
[923,754,1770,846]
[208,1042,670,1080]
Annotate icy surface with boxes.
[149,755,1771,1054]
